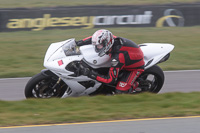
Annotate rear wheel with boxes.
[24,72,68,98]
[136,65,164,93]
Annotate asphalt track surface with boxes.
[1,116,200,133]
[0,70,199,101]
[0,70,200,132]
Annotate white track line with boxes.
[0,77,31,81]
[164,69,200,73]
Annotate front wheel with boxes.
[24,72,68,98]
[136,65,165,93]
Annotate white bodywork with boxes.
[43,39,174,98]
[139,43,174,69]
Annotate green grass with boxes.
[0,92,200,127]
[0,27,200,78]
[0,0,199,8]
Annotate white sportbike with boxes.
[25,38,174,98]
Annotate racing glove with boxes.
[79,63,98,80]
[76,40,84,46]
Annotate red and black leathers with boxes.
[77,36,145,92]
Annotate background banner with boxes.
[0,4,200,32]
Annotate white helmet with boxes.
[92,29,114,57]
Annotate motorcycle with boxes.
[24,38,174,98]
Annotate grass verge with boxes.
[0,92,200,127]
[0,27,200,78]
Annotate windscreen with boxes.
[62,39,80,56]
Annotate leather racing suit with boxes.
[77,36,145,93]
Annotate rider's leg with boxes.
[115,69,143,94]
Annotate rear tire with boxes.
[137,65,164,93]
[25,72,67,98]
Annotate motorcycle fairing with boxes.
[80,45,111,68]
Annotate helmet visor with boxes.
[95,43,104,53]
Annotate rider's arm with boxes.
[76,36,92,46]
[95,53,125,84]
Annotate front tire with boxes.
[25,72,67,98]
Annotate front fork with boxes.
[47,78,62,94]
[52,78,62,89]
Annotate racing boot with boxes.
[128,81,141,93]
[115,89,129,94]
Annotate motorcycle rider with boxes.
[76,29,145,93]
